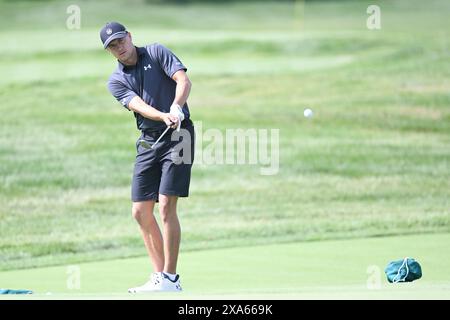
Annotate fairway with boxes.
[1,233,449,299]
[1,0,449,300]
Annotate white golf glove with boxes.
[170,103,185,132]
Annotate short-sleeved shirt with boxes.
[107,43,190,132]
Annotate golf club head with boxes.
[138,139,152,149]
[138,126,171,150]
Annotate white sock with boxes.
[163,272,177,281]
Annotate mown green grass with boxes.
[1,234,449,299]
[0,0,449,271]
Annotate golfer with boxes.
[100,22,194,292]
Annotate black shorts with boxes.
[132,121,195,202]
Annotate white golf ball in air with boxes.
[304,108,313,118]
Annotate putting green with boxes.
[2,0,449,272]
[1,233,449,299]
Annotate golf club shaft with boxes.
[150,126,171,149]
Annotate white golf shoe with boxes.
[160,273,183,292]
[128,272,163,293]
[128,272,182,293]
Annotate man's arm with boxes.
[127,69,191,128]
[171,70,192,107]
[128,96,178,128]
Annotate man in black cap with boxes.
[100,22,195,293]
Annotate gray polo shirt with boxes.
[107,43,190,132]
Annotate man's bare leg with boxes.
[158,195,180,274]
[132,201,164,272]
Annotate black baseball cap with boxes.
[100,22,128,49]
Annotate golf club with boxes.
[139,125,171,150]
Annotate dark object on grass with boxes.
[385,257,422,283]
[0,289,33,294]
